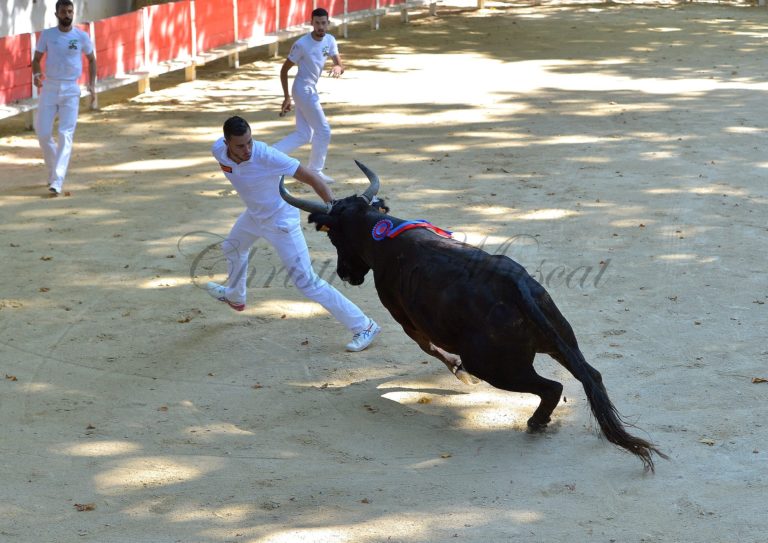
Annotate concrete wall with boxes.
[0,0,134,37]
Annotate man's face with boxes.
[311,16,329,37]
[225,130,253,163]
[55,5,75,28]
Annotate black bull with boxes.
[280,161,667,472]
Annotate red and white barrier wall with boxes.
[0,0,434,116]
[1,33,34,105]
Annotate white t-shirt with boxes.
[212,137,300,219]
[36,26,94,81]
[287,33,338,90]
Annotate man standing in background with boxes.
[32,0,97,196]
[275,7,344,184]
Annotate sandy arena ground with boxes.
[1,2,767,541]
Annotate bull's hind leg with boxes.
[470,352,563,431]
[520,372,564,431]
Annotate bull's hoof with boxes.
[526,417,549,433]
[455,369,481,385]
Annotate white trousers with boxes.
[35,80,81,191]
[273,85,331,172]
[220,206,369,332]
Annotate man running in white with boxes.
[274,7,343,184]
[206,116,381,352]
[32,0,96,196]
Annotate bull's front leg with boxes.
[402,327,479,385]
[428,343,480,385]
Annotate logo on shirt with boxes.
[219,163,233,173]
[68,39,79,50]
[322,46,329,57]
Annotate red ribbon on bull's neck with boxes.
[371,219,452,241]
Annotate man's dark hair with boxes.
[223,116,250,140]
[55,0,74,10]
[311,8,329,18]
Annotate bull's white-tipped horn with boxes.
[354,160,380,204]
[279,175,332,214]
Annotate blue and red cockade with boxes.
[371,219,452,241]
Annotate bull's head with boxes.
[279,161,387,286]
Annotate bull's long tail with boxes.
[513,279,668,471]
[568,348,668,472]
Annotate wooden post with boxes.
[372,0,380,31]
[187,0,197,81]
[88,21,98,110]
[429,1,437,16]
[89,21,96,51]
[272,0,280,57]
[477,0,485,9]
[137,76,151,94]
[140,7,151,93]
[229,0,239,68]
[401,6,409,24]
[342,0,349,39]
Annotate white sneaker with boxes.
[206,281,245,312]
[346,319,381,352]
[313,169,335,184]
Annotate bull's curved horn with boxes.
[279,175,332,214]
[354,160,380,204]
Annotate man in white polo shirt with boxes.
[32,0,97,196]
[205,115,381,352]
[274,7,343,184]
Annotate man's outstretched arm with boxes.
[293,165,333,203]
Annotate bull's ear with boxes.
[308,212,339,232]
[371,196,390,214]
[376,200,390,214]
[315,220,337,232]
